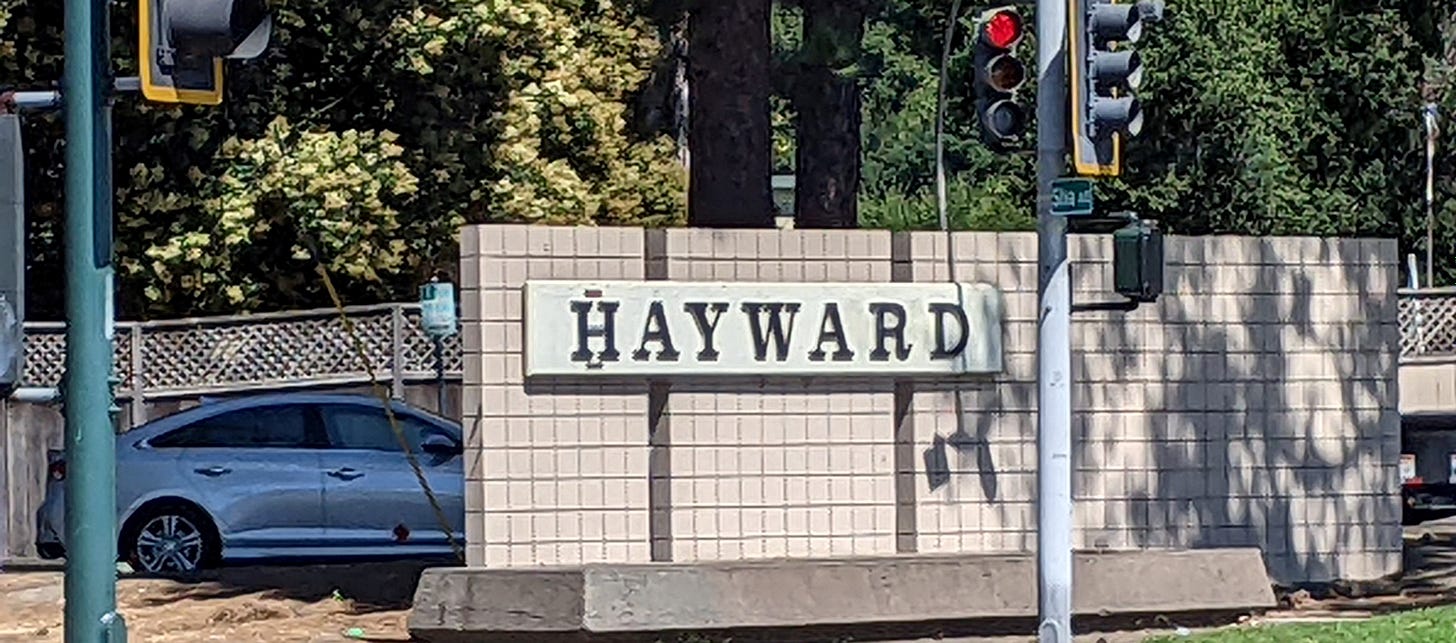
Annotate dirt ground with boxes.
[5,522,1456,643]
[0,561,420,642]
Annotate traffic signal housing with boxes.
[140,0,273,105]
[1069,0,1163,176]
[1113,218,1163,302]
[972,6,1030,151]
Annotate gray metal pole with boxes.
[1035,0,1073,641]
[434,336,447,417]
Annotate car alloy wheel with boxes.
[134,514,206,574]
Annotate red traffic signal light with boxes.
[980,9,1025,50]
[973,6,1029,150]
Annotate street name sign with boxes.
[1050,178,1095,217]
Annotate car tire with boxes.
[35,542,65,560]
[120,502,220,576]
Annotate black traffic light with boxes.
[1069,0,1163,175]
[972,6,1029,151]
[140,0,272,105]
[0,113,23,396]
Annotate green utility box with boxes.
[1112,221,1163,302]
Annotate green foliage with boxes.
[855,6,1037,228]
[859,175,1034,232]
[1148,603,1456,642]
[778,0,1447,283]
[5,0,1456,322]
[2,0,685,319]
[141,117,421,311]
[1107,0,1426,242]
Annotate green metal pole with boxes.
[62,0,123,637]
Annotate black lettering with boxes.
[929,302,970,359]
[632,301,680,362]
[684,302,729,361]
[570,300,620,363]
[807,303,855,362]
[741,302,801,362]
[869,302,912,361]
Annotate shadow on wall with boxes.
[923,386,1006,503]
[1101,236,1396,584]
[911,235,1399,584]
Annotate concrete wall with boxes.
[0,380,459,559]
[473,225,1399,584]
[1401,362,1456,415]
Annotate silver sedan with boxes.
[35,392,466,574]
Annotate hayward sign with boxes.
[522,281,1005,377]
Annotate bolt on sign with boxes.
[522,281,1006,377]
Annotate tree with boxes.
[790,0,868,229]
[687,0,776,228]
[1,0,686,319]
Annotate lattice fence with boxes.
[19,303,463,397]
[15,294,1452,393]
[1400,291,1456,359]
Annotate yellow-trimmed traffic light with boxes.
[1069,0,1163,176]
[139,0,272,105]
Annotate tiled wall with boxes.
[458,225,1402,584]
[461,226,651,567]
[652,230,898,561]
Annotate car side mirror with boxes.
[420,433,462,457]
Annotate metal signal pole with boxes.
[62,0,125,637]
[1034,0,1073,640]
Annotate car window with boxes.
[149,405,315,449]
[321,404,451,453]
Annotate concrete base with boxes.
[408,549,1275,641]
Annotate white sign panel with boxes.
[523,280,1005,377]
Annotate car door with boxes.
[147,403,328,553]
[317,402,465,555]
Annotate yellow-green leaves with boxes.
[391,0,684,227]
[5,0,686,319]
[139,117,420,312]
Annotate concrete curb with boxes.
[0,557,65,572]
[409,549,1275,641]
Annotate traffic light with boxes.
[0,114,23,396]
[139,0,273,105]
[972,6,1029,151]
[1069,0,1163,176]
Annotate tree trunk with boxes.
[793,0,866,229]
[688,0,775,228]
[672,17,691,171]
